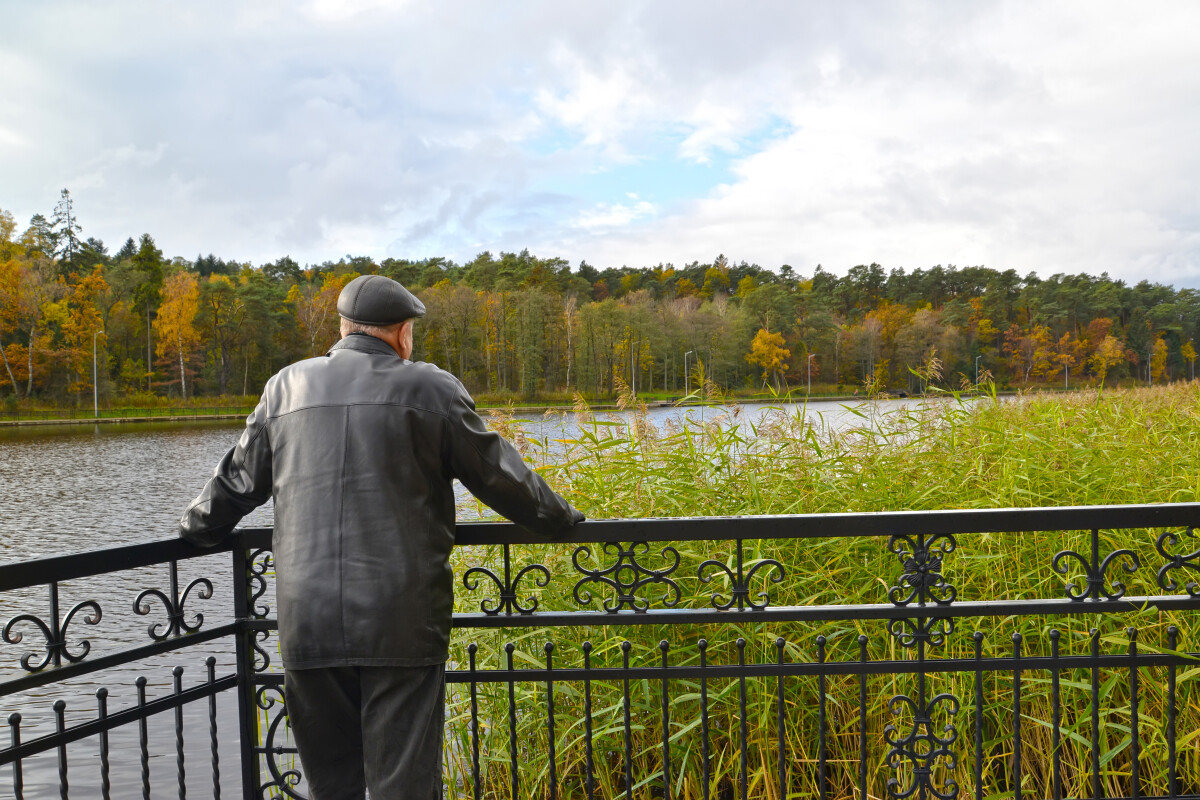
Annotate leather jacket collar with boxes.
[327,332,404,359]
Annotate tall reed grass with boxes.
[446,384,1200,799]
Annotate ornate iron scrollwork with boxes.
[133,560,213,640]
[2,582,102,672]
[887,617,956,649]
[253,629,274,673]
[572,541,681,612]
[884,692,960,800]
[462,544,551,615]
[256,686,307,800]
[888,533,957,606]
[1051,529,1139,601]
[248,549,275,619]
[697,538,785,610]
[1156,527,1200,597]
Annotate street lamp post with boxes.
[975,355,983,385]
[807,352,816,395]
[93,329,105,418]
[684,350,694,396]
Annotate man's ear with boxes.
[398,319,415,358]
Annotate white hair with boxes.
[339,317,407,338]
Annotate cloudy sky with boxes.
[2,1,1199,285]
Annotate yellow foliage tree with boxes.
[1182,340,1197,381]
[1150,336,1168,384]
[746,328,790,391]
[154,271,201,399]
[0,254,23,395]
[1089,334,1126,387]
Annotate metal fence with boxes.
[2,504,1200,799]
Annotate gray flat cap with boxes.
[337,275,426,325]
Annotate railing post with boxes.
[231,538,261,799]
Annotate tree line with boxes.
[3,190,1199,406]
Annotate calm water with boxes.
[0,398,919,797]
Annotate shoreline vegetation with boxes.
[0,381,1151,426]
[445,383,1200,799]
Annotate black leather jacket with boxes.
[180,333,582,668]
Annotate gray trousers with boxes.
[285,664,445,800]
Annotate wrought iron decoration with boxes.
[888,533,958,606]
[1156,526,1200,596]
[884,692,961,800]
[133,560,214,640]
[572,541,681,612]
[1051,528,1139,601]
[462,543,551,615]
[256,685,307,800]
[2,583,102,672]
[697,538,785,610]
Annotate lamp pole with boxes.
[93,329,105,418]
[975,355,982,385]
[807,352,816,395]
[684,350,694,396]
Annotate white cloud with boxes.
[572,200,656,231]
[0,1,1197,284]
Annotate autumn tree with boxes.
[1003,324,1056,384]
[1182,340,1197,380]
[0,253,22,395]
[288,271,357,357]
[747,328,790,391]
[1048,332,1083,388]
[1089,335,1127,387]
[154,271,201,399]
[1150,336,1168,384]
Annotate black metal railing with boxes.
[3,504,1200,799]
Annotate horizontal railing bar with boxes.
[6,501,1198,591]
[447,503,1200,545]
[236,594,1200,633]
[250,650,1200,686]
[0,537,234,591]
[0,624,238,698]
[448,595,1200,627]
[0,673,237,764]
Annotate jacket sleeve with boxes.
[445,382,584,539]
[179,397,274,547]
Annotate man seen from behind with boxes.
[179,274,585,799]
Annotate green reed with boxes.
[445,385,1200,799]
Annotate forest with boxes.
[3,190,1199,406]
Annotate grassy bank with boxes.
[447,385,1200,799]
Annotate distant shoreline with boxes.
[0,391,1049,428]
[0,394,895,427]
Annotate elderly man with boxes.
[179,274,584,799]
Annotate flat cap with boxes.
[337,274,426,325]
